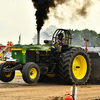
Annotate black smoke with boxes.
[32,0,49,33]
[32,0,68,33]
[32,0,93,33]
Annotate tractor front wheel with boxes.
[22,62,40,84]
[0,63,15,82]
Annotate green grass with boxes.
[15,73,22,76]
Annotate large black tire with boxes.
[58,48,91,85]
[0,63,15,82]
[22,62,40,84]
[57,53,66,84]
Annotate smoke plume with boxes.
[31,0,93,32]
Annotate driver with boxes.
[54,33,64,52]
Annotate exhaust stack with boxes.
[37,31,40,45]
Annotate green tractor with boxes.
[0,29,94,84]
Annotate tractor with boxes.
[0,29,100,85]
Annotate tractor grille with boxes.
[26,50,50,63]
[26,50,35,63]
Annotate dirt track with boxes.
[0,75,100,100]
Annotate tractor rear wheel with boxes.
[0,63,15,82]
[59,48,91,85]
[22,62,40,84]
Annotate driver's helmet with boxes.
[58,33,63,40]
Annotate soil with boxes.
[0,75,100,100]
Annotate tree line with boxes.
[69,29,100,46]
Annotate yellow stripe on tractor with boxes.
[30,49,51,51]
[11,48,22,50]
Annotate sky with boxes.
[0,0,100,45]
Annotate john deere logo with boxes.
[22,50,26,54]
[14,52,17,55]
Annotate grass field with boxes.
[15,72,22,76]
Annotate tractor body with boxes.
[0,29,100,84]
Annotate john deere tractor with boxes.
[0,29,99,85]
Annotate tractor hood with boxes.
[11,44,51,51]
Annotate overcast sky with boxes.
[0,0,100,45]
